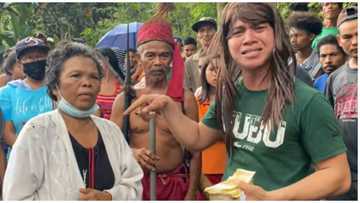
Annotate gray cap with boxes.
[337,6,357,27]
[192,17,217,32]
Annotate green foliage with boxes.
[275,3,322,19]
[81,3,155,47]
[40,3,119,42]
[0,2,357,51]
[276,2,358,21]
[81,3,217,47]
[0,3,39,50]
[170,3,217,39]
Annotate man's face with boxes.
[289,28,314,52]
[197,25,216,49]
[337,19,358,59]
[139,41,172,83]
[319,44,346,74]
[127,51,139,68]
[322,3,342,20]
[183,44,196,58]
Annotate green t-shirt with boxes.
[202,79,346,191]
[312,27,339,49]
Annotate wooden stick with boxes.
[149,112,156,200]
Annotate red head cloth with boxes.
[137,19,184,102]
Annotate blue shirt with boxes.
[313,73,329,94]
[0,80,53,135]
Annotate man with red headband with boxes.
[110,4,200,200]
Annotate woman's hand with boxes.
[79,188,112,200]
[231,180,272,200]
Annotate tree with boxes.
[3,2,355,51]
[39,3,118,41]
[0,3,39,50]
[81,3,218,47]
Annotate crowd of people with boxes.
[0,2,357,200]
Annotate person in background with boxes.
[289,3,309,12]
[124,3,351,200]
[183,37,197,59]
[288,12,323,80]
[313,35,346,93]
[111,4,200,200]
[2,41,143,200]
[95,48,124,120]
[0,49,24,194]
[174,36,183,51]
[184,17,217,92]
[0,49,24,87]
[126,49,139,74]
[326,7,357,200]
[126,49,143,84]
[0,37,53,158]
[0,109,5,200]
[312,3,343,49]
[195,53,227,200]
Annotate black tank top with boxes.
[69,131,115,190]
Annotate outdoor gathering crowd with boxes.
[0,2,357,201]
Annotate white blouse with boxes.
[3,110,143,200]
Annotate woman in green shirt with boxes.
[124,3,351,200]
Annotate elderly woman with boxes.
[124,3,350,200]
[2,42,143,200]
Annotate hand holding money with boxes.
[204,169,257,200]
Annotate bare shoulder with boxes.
[110,92,126,126]
[113,92,126,111]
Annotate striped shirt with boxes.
[96,83,122,120]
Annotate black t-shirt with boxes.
[69,131,115,190]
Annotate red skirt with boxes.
[141,164,189,200]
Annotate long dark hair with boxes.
[198,53,220,103]
[214,3,296,153]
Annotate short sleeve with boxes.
[325,74,335,108]
[300,93,347,163]
[201,101,221,130]
[0,86,12,121]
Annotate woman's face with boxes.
[205,63,218,88]
[58,56,101,110]
[227,20,274,71]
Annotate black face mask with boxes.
[23,60,47,81]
